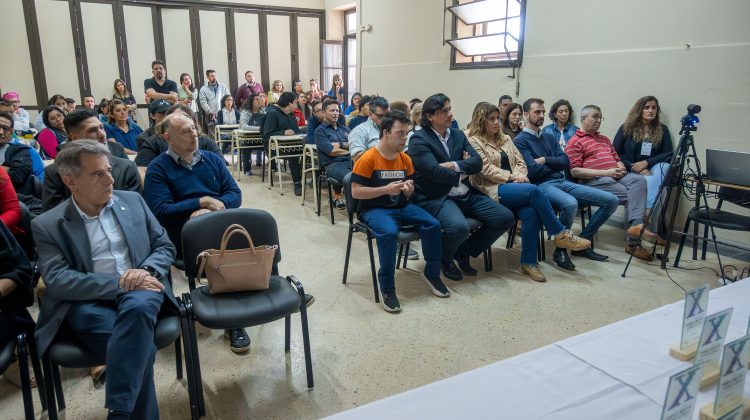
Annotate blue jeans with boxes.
[65,290,164,417]
[537,178,620,240]
[433,191,514,265]
[645,162,669,209]
[498,183,565,265]
[359,204,442,293]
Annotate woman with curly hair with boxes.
[612,96,672,212]
[541,99,578,149]
[467,102,590,282]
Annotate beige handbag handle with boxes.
[219,224,256,257]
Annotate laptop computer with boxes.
[705,149,750,187]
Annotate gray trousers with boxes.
[583,173,647,244]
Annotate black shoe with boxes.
[380,291,402,312]
[454,252,477,276]
[224,328,250,354]
[421,273,450,297]
[293,182,302,196]
[441,261,463,281]
[552,248,576,271]
[571,247,609,261]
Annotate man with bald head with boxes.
[143,113,247,352]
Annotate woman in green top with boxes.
[177,73,198,113]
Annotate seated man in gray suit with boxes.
[43,108,140,211]
[32,140,176,419]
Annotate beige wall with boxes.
[354,0,750,241]
[0,0,36,105]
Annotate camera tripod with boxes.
[622,106,726,279]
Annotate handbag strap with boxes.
[196,251,209,279]
[219,224,256,257]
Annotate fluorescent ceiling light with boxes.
[447,0,521,25]
[447,33,517,56]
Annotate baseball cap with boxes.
[149,99,171,114]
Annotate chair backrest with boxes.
[342,172,359,218]
[181,209,281,282]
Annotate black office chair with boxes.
[0,331,45,420]
[674,186,750,267]
[180,209,313,419]
[315,150,344,225]
[341,173,420,302]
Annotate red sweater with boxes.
[565,130,620,170]
[0,168,22,233]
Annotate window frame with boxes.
[449,0,526,71]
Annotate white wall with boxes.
[354,0,750,241]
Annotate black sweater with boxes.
[612,123,673,171]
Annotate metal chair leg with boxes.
[403,244,409,269]
[17,334,34,420]
[343,229,354,284]
[177,297,200,420]
[52,363,64,411]
[41,355,58,420]
[26,331,47,412]
[284,315,291,352]
[327,182,335,224]
[294,286,314,389]
[701,223,709,260]
[174,339,183,380]
[367,236,379,302]
[396,243,404,269]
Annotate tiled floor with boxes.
[1,171,745,419]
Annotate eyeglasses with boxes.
[389,130,408,138]
[587,115,603,121]
[0,124,12,132]
[373,113,386,119]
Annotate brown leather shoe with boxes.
[625,245,654,261]
[520,264,546,282]
[626,224,666,245]
[90,365,106,388]
[553,230,591,251]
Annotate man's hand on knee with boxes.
[133,276,165,293]
[119,269,150,291]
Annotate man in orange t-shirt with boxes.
[351,110,446,313]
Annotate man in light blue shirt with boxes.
[349,96,389,162]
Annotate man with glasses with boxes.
[514,98,619,267]
[0,111,34,195]
[2,92,30,131]
[566,105,660,261]
[349,96,389,162]
[408,94,514,282]
[351,110,443,312]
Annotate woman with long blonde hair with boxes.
[267,80,284,104]
[467,102,590,282]
[612,95,673,212]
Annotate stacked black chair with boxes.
[180,208,313,419]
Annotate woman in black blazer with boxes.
[612,96,673,214]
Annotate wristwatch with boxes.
[141,265,161,279]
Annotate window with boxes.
[447,0,526,70]
[344,9,357,103]
[321,41,342,94]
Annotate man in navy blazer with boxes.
[32,140,176,419]
[408,94,514,281]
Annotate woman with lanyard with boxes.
[612,95,673,219]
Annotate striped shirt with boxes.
[565,130,620,170]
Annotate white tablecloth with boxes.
[330,279,750,419]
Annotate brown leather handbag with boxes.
[196,224,277,294]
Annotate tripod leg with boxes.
[673,217,691,268]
